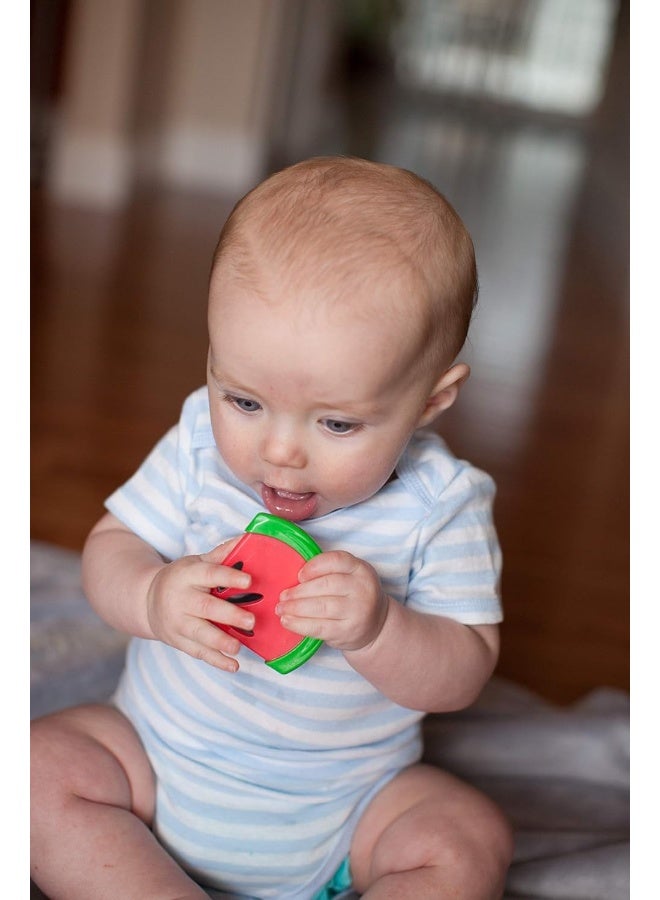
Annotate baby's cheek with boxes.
[326,461,387,508]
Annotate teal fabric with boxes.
[312,858,352,900]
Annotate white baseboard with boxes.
[155,126,266,194]
[47,130,134,208]
[46,124,267,208]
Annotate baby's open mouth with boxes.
[261,485,318,522]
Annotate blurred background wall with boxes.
[31,0,629,703]
[32,0,625,199]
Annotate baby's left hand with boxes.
[276,551,389,651]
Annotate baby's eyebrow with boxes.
[209,366,250,391]
[318,399,388,421]
[208,362,229,380]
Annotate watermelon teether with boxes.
[210,512,323,673]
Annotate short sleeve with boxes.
[407,465,503,625]
[104,399,199,561]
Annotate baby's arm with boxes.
[82,512,257,671]
[277,550,498,711]
[345,595,498,712]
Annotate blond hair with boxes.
[211,156,478,370]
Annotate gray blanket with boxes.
[31,541,629,899]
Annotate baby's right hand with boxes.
[145,540,255,672]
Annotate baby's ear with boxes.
[417,363,470,427]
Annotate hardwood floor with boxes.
[30,19,628,706]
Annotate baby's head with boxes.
[210,156,477,378]
[206,157,478,520]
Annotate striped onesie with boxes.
[106,386,502,899]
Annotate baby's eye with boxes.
[225,394,261,413]
[322,418,359,435]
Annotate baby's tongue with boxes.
[261,485,318,522]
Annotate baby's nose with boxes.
[260,426,307,469]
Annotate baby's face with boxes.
[207,270,436,521]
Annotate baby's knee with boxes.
[33,708,108,813]
[460,796,513,885]
[31,704,154,824]
[31,709,92,852]
[485,799,515,872]
[432,791,513,898]
[368,775,514,898]
[31,711,81,803]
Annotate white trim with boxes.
[46,125,267,207]
[47,129,134,208]
[155,125,266,194]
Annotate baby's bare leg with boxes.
[31,704,207,900]
[350,763,513,899]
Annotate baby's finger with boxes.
[194,558,252,593]
[190,615,242,652]
[278,594,344,624]
[278,610,349,645]
[297,550,359,581]
[280,572,348,604]
[181,637,242,672]
[179,617,244,670]
[199,537,242,565]
[277,611,321,639]
[195,593,256,632]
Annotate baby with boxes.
[31,157,513,899]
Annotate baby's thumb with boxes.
[199,537,241,565]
